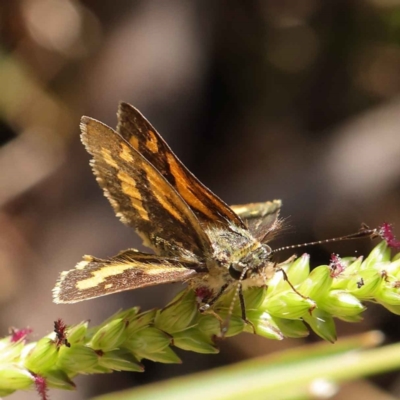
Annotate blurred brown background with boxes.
[1,0,400,399]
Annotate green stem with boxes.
[94,335,400,400]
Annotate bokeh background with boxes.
[1,0,400,399]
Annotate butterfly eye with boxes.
[263,244,272,257]
[229,264,245,280]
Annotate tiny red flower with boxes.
[34,375,48,400]
[10,327,32,343]
[195,287,213,303]
[329,253,345,278]
[379,223,400,249]
[54,319,70,348]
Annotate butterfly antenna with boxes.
[272,224,378,254]
[221,267,249,336]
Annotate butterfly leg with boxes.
[238,285,257,334]
[276,264,308,300]
[220,283,256,335]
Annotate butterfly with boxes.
[53,103,284,323]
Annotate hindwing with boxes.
[53,250,201,303]
[231,200,282,242]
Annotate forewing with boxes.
[81,117,211,257]
[231,200,282,242]
[117,103,245,228]
[53,250,200,303]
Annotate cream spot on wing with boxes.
[76,261,90,270]
[101,148,119,168]
[75,264,183,290]
[129,135,139,149]
[104,283,113,289]
[145,266,180,274]
[75,255,93,270]
[118,170,137,189]
[120,143,134,162]
[230,206,247,215]
[146,130,159,153]
[76,263,133,290]
[117,171,150,221]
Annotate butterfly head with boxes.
[228,243,273,281]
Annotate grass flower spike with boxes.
[1,238,400,397]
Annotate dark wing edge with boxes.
[117,103,246,229]
[53,250,200,303]
[80,116,212,257]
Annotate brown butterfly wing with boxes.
[53,250,201,303]
[231,200,282,242]
[117,103,246,229]
[80,117,211,258]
